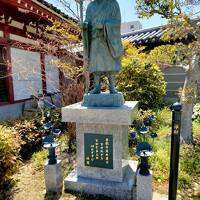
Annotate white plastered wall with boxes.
[0,31,3,37]
[11,48,42,101]
[10,34,36,45]
[45,55,59,93]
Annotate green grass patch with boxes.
[147,136,200,189]
[156,107,171,128]
[179,141,200,189]
[31,149,48,171]
[193,120,200,136]
[144,106,200,190]
[157,126,171,137]
[150,138,170,182]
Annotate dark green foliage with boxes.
[13,109,65,160]
[117,60,166,110]
[179,140,200,189]
[14,119,44,160]
[192,103,200,122]
[0,126,21,199]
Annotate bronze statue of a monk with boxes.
[82,0,123,94]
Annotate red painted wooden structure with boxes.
[0,0,77,105]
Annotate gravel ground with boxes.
[13,161,170,200]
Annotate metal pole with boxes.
[168,102,182,200]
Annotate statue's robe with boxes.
[83,0,123,73]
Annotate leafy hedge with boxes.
[116,43,166,110]
[14,120,44,160]
[117,59,166,110]
[0,125,21,199]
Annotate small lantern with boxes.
[150,132,157,142]
[129,131,137,146]
[139,126,148,134]
[43,121,53,130]
[149,115,155,121]
[143,118,152,127]
[42,120,61,165]
[136,142,153,176]
[139,126,148,141]
[52,128,61,137]
[130,131,137,141]
[43,140,58,165]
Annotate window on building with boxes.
[130,25,135,29]
[0,45,8,102]
[11,48,42,101]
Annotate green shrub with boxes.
[14,120,44,160]
[193,121,200,136]
[117,59,166,110]
[2,109,65,160]
[31,149,48,171]
[156,107,172,128]
[0,125,21,198]
[150,139,170,182]
[192,103,200,122]
[149,135,200,189]
[133,107,172,137]
[133,109,155,130]
[179,141,200,189]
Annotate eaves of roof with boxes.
[36,0,77,23]
[122,18,200,47]
[122,25,169,46]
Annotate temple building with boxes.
[0,0,78,119]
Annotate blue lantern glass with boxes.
[150,132,157,139]
[139,126,148,134]
[149,115,155,120]
[130,131,137,141]
[143,118,152,127]
[136,142,153,176]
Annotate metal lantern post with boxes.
[42,111,61,165]
[168,102,182,200]
[136,142,153,176]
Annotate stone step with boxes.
[64,160,138,200]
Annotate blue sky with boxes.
[117,0,167,28]
[47,0,168,29]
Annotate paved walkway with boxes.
[153,192,168,200]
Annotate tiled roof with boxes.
[36,0,77,22]
[122,19,200,47]
[122,26,165,45]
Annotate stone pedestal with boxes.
[136,171,153,200]
[82,92,125,107]
[44,160,63,195]
[62,101,138,200]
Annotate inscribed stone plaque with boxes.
[84,133,113,169]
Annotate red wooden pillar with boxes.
[4,26,14,103]
[40,53,47,94]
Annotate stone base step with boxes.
[64,160,137,200]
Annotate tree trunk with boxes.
[180,55,200,144]
[180,95,194,144]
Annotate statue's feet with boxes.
[90,86,101,94]
[109,87,118,94]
